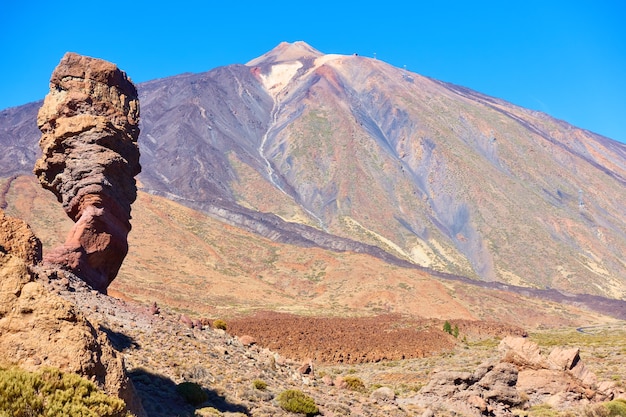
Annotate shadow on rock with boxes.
[129,368,249,417]
[100,325,141,351]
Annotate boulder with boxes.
[0,210,42,267]
[419,370,475,397]
[179,314,193,328]
[0,210,145,417]
[478,362,522,406]
[34,52,141,293]
[547,346,580,371]
[570,360,597,388]
[466,395,487,413]
[297,359,314,375]
[238,335,256,347]
[370,386,396,403]
[499,336,544,368]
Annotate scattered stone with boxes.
[335,375,348,389]
[298,359,314,375]
[466,395,487,412]
[238,335,256,347]
[370,386,395,403]
[322,375,334,386]
[180,314,193,328]
[149,302,160,315]
[420,370,474,397]
[421,408,434,417]
[479,362,521,406]
[406,336,624,415]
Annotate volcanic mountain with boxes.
[2,41,625,305]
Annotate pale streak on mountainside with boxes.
[256,53,328,230]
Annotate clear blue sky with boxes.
[2,1,625,143]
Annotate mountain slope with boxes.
[6,174,617,327]
[1,41,625,300]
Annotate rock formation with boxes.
[34,52,141,293]
[404,336,625,416]
[0,209,145,416]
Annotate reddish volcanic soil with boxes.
[227,312,527,364]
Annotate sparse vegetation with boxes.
[515,403,559,417]
[604,399,626,416]
[276,389,319,416]
[441,321,460,338]
[343,376,366,392]
[514,399,626,417]
[176,381,208,406]
[213,319,227,330]
[0,366,129,417]
[252,379,267,390]
[453,324,459,338]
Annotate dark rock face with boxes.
[33,52,140,293]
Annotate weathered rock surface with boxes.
[0,209,145,416]
[414,363,522,416]
[34,52,140,293]
[402,336,625,416]
[0,209,41,268]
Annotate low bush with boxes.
[276,389,319,416]
[0,366,129,417]
[213,319,227,330]
[343,376,366,392]
[252,379,267,390]
[176,381,208,406]
[604,399,626,416]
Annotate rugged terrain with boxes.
[2,42,625,301]
[1,43,626,416]
[41,270,626,417]
[4,174,622,327]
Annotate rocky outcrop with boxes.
[498,336,617,408]
[0,209,145,416]
[34,52,140,293]
[402,336,625,416]
[412,362,523,416]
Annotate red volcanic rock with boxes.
[297,359,314,375]
[33,52,140,293]
[179,314,193,328]
[238,335,257,347]
[149,301,160,315]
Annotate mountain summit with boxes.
[1,42,625,301]
[247,40,323,66]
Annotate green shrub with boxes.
[213,319,227,330]
[343,376,366,392]
[605,399,626,416]
[524,404,559,417]
[0,366,129,417]
[176,381,208,406]
[443,320,452,335]
[276,389,319,416]
[252,379,267,390]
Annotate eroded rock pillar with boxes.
[34,52,140,293]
